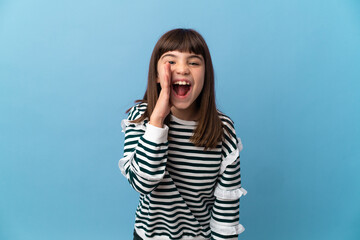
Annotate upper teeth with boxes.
[174,81,190,85]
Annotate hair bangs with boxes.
[159,29,205,58]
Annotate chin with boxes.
[170,101,193,110]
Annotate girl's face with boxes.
[157,50,205,120]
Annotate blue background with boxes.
[1,0,360,239]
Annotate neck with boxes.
[170,104,200,121]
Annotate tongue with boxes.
[174,85,190,96]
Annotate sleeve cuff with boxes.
[143,123,169,143]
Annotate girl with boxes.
[119,28,247,240]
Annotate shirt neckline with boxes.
[170,114,198,126]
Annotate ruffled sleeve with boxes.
[210,114,247,240]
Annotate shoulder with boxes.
[127,102,148,121]
[217,109,243,152]
[121,102,148,133]
[217,110,236,137]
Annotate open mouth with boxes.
[172,80,191,97]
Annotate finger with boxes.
[166,63,173,98]
[159,63,168,89]
[163,62,171,89]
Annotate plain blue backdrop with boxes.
[1,0,360,239]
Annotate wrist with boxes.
[149,117,164,128]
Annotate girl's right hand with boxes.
[149,62,172,128]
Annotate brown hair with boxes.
[127,28,223,149]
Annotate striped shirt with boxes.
[119,102,247,240]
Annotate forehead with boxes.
[160,50,204,60]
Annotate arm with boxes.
[119,62,173,194]
[210,157,247,239]
[210,121,247,239]
[119,104,169,195]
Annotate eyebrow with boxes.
[161,54,203,61]
[188,55,203,61]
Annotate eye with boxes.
[189,62,200,66]
[168,61,175,64]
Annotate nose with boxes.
[174,62,190,75]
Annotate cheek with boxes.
[198,71,205,87]
[194,74,205,95]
